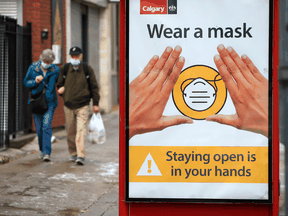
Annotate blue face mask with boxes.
[41,61,52,69]
[70,58,81,66]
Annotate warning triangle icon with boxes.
[137,153,162,176]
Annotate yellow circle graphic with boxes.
[172,65,227,120]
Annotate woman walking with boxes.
[23,49,60,162]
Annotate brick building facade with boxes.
[0,0,119,132]
[23,0,66,130]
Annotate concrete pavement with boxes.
[0,110,119,216]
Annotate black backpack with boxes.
[63,62,92,98]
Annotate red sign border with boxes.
[119,0,279,214]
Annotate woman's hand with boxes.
[57,86,65,94]
[35,75,44,84]
[206,44,268,137]
[129,46,193,139]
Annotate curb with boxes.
[0,133,66,165]
[0,148,28,164]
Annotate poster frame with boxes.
[124,0,274,204]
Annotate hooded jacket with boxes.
[23,61,60,108]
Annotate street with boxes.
[0,110,119,216]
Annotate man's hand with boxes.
[57,86,65,94]
[129,46,193,140]
[35,75,44,84]
[93,105,100,113]
[206,44,268,137]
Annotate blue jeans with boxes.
[33,106,55,155]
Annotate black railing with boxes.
[0,16,32,150]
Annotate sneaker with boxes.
[43,154,51,162]
[76,157,85,165]
[39,152,44,159]
[70,155,77,162]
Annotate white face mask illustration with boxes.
[182,78,216,111]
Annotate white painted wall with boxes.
[98,4,112,113]
[71,0,82,48]
[88,7,100,81]
[0,0,23,25]
[66,0,71,62]
[65,0,117,113]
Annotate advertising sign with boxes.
[127,0,272,203]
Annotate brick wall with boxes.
[52,0,66,129]
[23,0,66,131]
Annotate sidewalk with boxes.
[0,110,119,216]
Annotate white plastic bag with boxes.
[88,113,106,144]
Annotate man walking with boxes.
[57,46,100,165]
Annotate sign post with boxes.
[119,0,279,215]
[278,0,288,215]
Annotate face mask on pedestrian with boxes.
[41,61,52,69]
[70,58,81,66]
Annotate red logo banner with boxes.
[140,0,167,14]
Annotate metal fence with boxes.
[0,16,32,150]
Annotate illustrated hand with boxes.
[57,86,65,94]
[93,105,100,113]
[206,44,268,137]
[129,46,193,139]
[35,75,44,84]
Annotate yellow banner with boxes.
[129,146,268,183]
